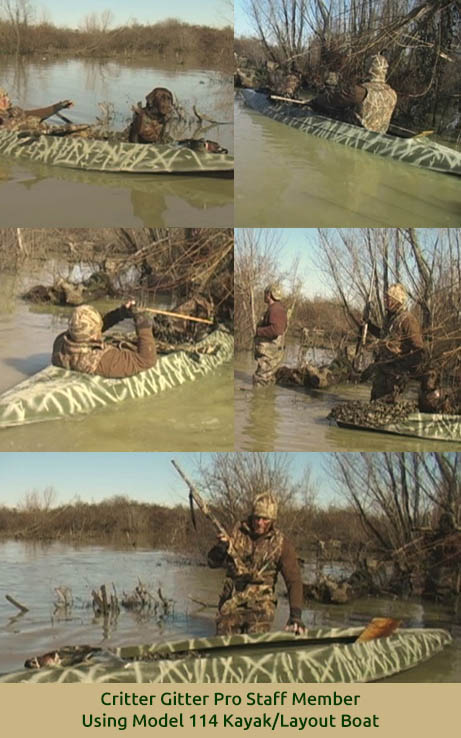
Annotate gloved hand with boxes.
[133,309,153,330]
[285,609,307,635]
[120,299,136,320]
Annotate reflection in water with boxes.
[235,351,461,452]
[235,99,461,227]
[0,540,459,682]
[0,57,233,227]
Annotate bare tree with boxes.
[315,228,461,379]
[327,452,460,554]
[235,228,302,349]
[0,0,34,53]
[195,452,317,536]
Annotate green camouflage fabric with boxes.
[0,128,234,176]
[355,54,397,133]
[216,522,284,635]
[240,90,461,176]
[0,627,451,683]
[254,335,285,386]
[0,329,233,428]
[330,400,461,442]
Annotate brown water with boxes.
[235,349,460,452]
[0,540,459,682]
[235,98,461,227]
[0,268,234,451]
[0,58,233,227]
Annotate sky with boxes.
[235,0,254,37]
[36,0,232,29]
[235,228,334,298]
[0,452,338,508]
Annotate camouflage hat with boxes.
[264,283,283,301]
[68,305,103,342]
[386,283,407,305]
[325,72,338,87]
[368,54,389,83]
[252,492,278,520]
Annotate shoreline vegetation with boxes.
[0,17,233,69]
[1,451,460,604]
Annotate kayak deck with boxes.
[0,627,452,683]
[241,89,461,176]
[0,329,233,428]
[0,129,234,176]
[330,400,461,442]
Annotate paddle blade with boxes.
[356,617,401,642]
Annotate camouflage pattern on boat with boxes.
[330,400,461,442]
[0,129,234,176]
[0,627,451,683]
[241,90,461,176]
[0,329,233,428]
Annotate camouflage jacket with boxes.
[52,307,157,378]
[355,81,397,134]
[208,520,303,617]
[369,309,424,372]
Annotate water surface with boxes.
[235,349,460,452]
[0,58,233,226]
[235,98,461,227]
[0,540,459,682]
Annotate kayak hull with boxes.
[0,627,452,683]
[0,329,233,428]
[0,129,234,176]
[240,89,461,176]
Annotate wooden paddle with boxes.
[356,617,401,643]
[142,308,213,325]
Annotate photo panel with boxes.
[0,227,234,451]
[235,227,460,452]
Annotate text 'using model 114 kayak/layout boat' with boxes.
[0,625,452,683]
[240,90,461,177]
[0,328,233,428]
[0,129,234,176]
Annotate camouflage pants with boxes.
[253,337,284,386]
[371,369,407,403]
[216,598,276,635]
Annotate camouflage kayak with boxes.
[0,627,451,683]
[330,400,461,442]
[0,328,233,428]
[0,129,234,176]
[241,90,461,176]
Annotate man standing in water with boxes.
[366,283,424,402]
[310,54,397,134]
[207,492,306,635]
[253,284,287,386]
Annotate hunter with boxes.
[208,492,306,635]
[310,54,397,134]
[52,301,157,378]
[366,283,424,402]
[0,87,73,133]
[253,284,287,386]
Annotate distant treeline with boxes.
[0,19,233,68]
[0,494,367,557]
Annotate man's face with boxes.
[385,294,400,312]
[251,516,272,536]
[264,290,271,304]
